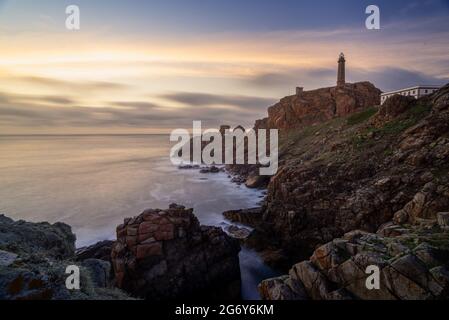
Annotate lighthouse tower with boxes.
[337,53,346,87]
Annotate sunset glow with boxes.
[1,0,448,134]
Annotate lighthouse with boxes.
[337,53,346,87]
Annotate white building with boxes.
[381,85,441,105]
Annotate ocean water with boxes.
[0,134,278,299]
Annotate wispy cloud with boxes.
[160,92,275,111]
[13,76,129,92]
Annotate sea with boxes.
[0,134,279,299]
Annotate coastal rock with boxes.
[178,164,200,170]
[370,95,415,127]
[258,276,308,300]
[245,174,270,189]
[81,259,111,288]
[76,240,114,262]
[392,184,449,225]
[255,82,381,130]
[223,207,263,228]
[0,215,132,300]
[0,214,75,259]
[248,84,449,264]
[111,204,241,300]
[200,165,223,174]
[260,224,449,300]
[0,250,17,267]
[226,225,252,240]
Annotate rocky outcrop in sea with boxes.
[0,204,241,300]
[111,204,241,300]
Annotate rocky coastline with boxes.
[224,83,449,300]
[2,82,449,300]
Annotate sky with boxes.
[0,0,448,134]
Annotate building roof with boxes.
[381,85,441,96]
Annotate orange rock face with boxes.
[255,82,381,130]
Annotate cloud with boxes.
[0,91,275,131]
[243,66,449,92]
[348,67,449,92]
[0,91,77,105]
[161,92,275,111]
[247,68,336,89]
[11,76,129,92]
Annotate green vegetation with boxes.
[350,102,432,151]
[346,107,378,126]
[383,148,394,156]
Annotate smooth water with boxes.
[0,134,279,299]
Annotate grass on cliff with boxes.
[351,102,432,151]
[346,107,378,126]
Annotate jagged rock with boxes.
[255,82,381,130]
[0,214,75,259]
[393,184,449,225]
[76,240,114,262]
[223,207,262,227]
[258,276,308,300]
[0,215,132,300]
[389,254,443,297]
[226,225,252,240]
[430,266,449,293]
[81,259,111,288]
[244,84,449,265]
[260,224,449,300]
[111,204,241,300]
[370,95,415,127]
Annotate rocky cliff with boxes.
[111,204,241,300]
[227,82,381,188]
[255,82,381,130]
[241,84,448,263]
[225,83,449,299]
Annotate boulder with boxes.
[111,204,241,300]
[259,224,449,300]
[245,174,270,189]
[0,215,132,300]
[0,214,75,259]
